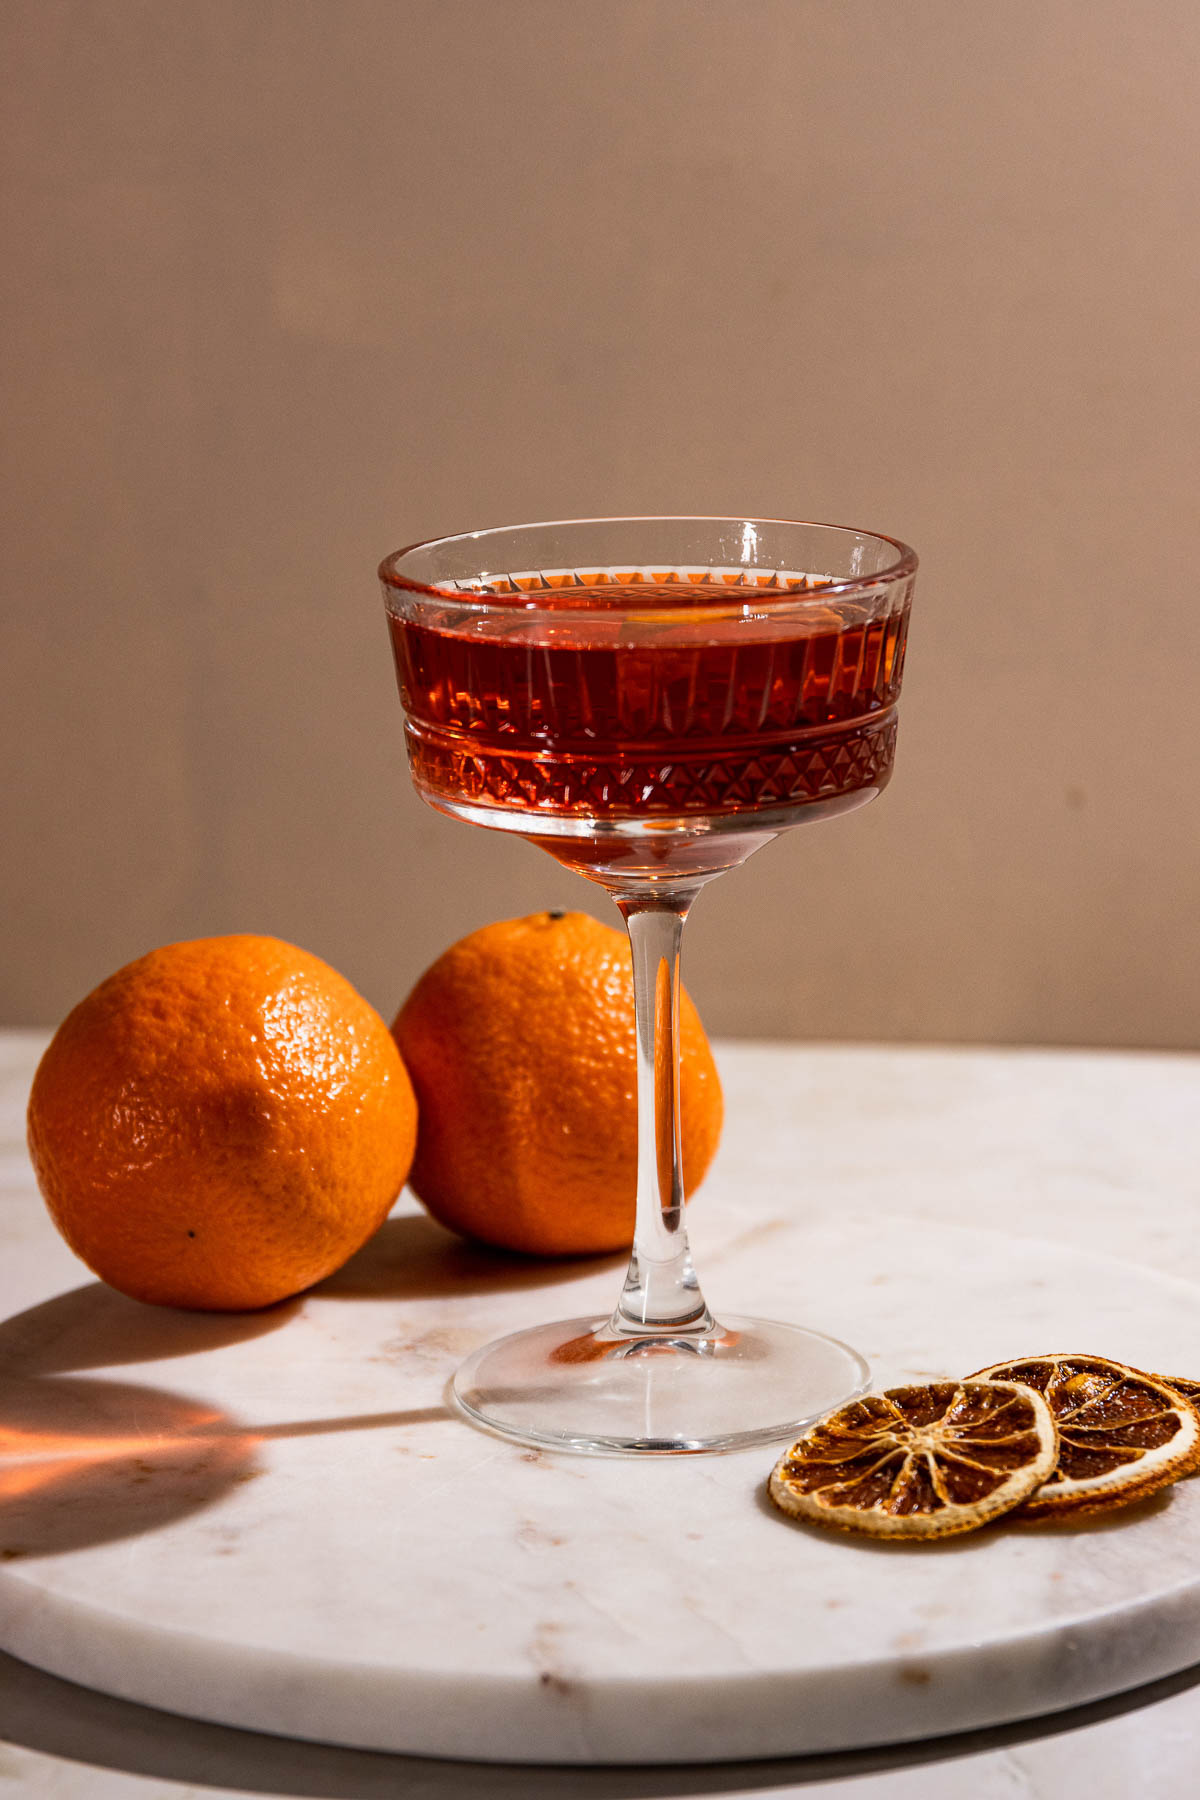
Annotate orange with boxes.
[27,936,417,1310]
[392,910,722,1256]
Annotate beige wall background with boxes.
[3,0,1199,1047]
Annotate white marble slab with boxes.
[3,1030,1200,1765]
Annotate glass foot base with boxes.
[451,1315,870,1456]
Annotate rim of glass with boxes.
[378,515,918,610]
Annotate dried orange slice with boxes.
[768,1381,1058,1539]
[1156,1377,1200,1478]
[972,1355,1200,1519]
[1160,1377,1200,1477]
[1156,1374,1200,1402]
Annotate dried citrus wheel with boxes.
[1156,1374,1200,1402]
[768,1381,1058,1540]
[971,1355,1200,1519]
[1155,1378,1200,1479]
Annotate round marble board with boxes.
[3,1205,1200,1765]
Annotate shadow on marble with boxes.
[1,1360,455,1561]
[0,1374,261,1560]
[317,1212,623,1301]
[4,1645,1200,1797]
[751,1479,1009,1554]
[0,1281,299,1376]
[1007,1486,1178,1533]
[753,1465,1183,1549]
[249,1405,452,1440]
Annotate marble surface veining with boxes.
[2,1034,1200,1787]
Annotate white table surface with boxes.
[3,1029,1199,1797]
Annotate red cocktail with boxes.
[391,574,907,829]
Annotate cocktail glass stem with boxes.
[610,896,716,1337]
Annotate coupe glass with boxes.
[379,517,916,1454]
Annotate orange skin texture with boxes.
[26,936,417,1310]
[392,911,723,1257]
